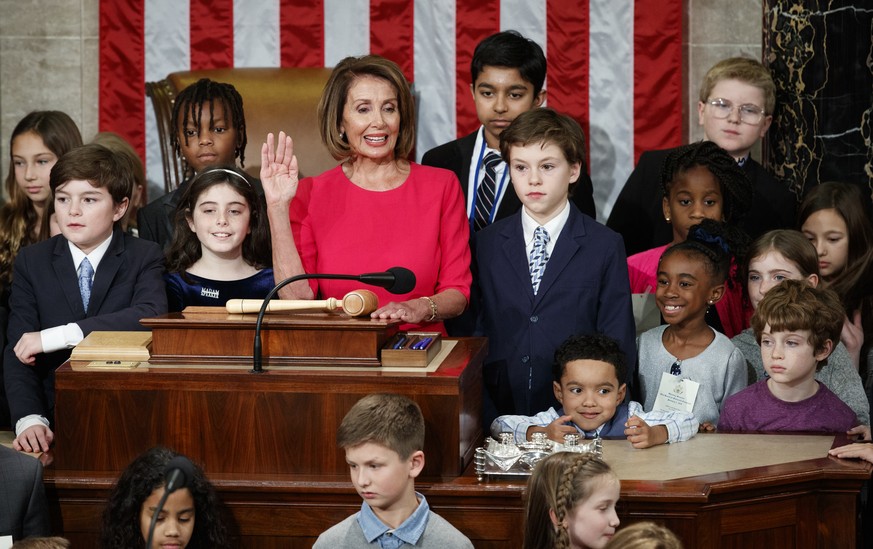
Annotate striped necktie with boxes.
[473,152,503,231]
[529,226,550,295]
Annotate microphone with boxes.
[163,456,195,493]
[359,267,416,294]
[251,268,417,373]
[145,455,196,549]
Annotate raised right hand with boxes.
[260,131,299,208]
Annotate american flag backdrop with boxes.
[99,0,682,220]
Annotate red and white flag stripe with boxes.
[100,0,681,219]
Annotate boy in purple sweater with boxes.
[718,280,858,432]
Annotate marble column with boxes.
[762,1,873,203]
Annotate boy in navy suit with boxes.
[4,144,166,453]
[475,108,636,426]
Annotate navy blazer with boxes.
[3,228,167,425]
[421,130,598,221]
[423,130,598,337]
[606,147,798,256]
[475,204,637,425]
[0,445,50,540]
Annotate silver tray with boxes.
[474,433,603,481]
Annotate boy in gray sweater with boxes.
[314,394,473,548]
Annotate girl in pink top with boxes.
[626,141,752,337]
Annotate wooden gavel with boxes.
[225,289,380,317]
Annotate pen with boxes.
[393,336,408,350]
[412,337,433,350]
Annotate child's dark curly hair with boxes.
[661,218,749,288]
[100,447,231,549]
[660,141,753,225]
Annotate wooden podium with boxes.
[54,310,485,478]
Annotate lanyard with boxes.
[468,135,509,230]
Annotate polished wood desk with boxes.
[53,338,486,478]
[44,442,871,548]
[43,331,872,548]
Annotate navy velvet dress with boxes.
[164,269,275,312]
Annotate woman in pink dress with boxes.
[261,55,471,333]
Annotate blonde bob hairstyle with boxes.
[317,55,415,161]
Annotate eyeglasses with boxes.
[669,360,682,376]
[706,98,766,125]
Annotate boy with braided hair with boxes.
[314,394,473,548]
[138,78,249,249]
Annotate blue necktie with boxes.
[529,226,550,295]
[473,152,502,231]
[79,257,94,311]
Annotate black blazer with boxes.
[421,130,598,220]
[606,147,798,256]
[422,131,598,337]
[137,181,188,251]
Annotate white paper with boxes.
[653,372,699,414]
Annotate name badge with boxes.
[653,372,699,414]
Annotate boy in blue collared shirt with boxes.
[493,334,698,448]
[314,394,473,548]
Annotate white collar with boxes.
[68,232,114,273]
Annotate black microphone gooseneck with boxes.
[251,267,416,373]
[145,456,195,549]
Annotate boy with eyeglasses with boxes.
[607,57,796,256]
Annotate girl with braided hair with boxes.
[627,140,753,337]
[523,452,620,549]
[636,219,748,429]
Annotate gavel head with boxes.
[342,290,380,317]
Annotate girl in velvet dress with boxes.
[163,166,273,311]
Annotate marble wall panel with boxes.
[763,1,873,200]
[0,0,83,38]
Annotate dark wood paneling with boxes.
[54,338,485,477]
